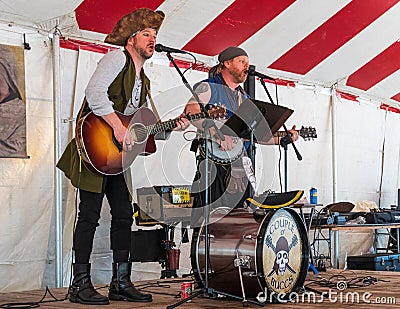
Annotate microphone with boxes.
[248,67,275,81]
[155,44,187,54]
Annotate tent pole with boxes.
[331,86,338,203]
[52,29,63,288]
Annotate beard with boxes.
[132,36,153,59]
[230,67,247,83]
[135,46,153,60]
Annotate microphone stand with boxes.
[165,53,223,141]
[259,78,302,193]
[165,53,261,308]
[259,77,318,275]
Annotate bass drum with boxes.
[191,207,309,299]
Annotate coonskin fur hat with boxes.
[105,8,165,46]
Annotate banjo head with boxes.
[200,137,244,164]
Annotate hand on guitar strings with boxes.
[123,130,135,152]
[172,113,190,131]
[111,123,135,152]
[101,112,135,152]
[278,125,299,146]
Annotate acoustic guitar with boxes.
[76,106,224,175]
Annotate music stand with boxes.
[220,98,293,196]
[220,98,293,142]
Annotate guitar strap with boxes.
[76,98,88,125]
[75,75,161,126]
[145,83,161,123]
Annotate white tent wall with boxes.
[0,23,55,292]
[254,84,334,199]
[1,19,400,290]
[379,111,400,207]
[255,82,400,208]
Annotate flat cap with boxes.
[218,46,248,63]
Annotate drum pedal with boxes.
[235,251,250,306]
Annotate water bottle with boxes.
[310,187,318,204]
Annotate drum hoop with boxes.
[190,206,232,286]
[255,208,310,297]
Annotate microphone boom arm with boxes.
[165,53,224,141]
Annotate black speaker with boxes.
[130,229,164,262]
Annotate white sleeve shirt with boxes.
[85,49,127,116]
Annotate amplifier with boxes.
[135,186,193,226]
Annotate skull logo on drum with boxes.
[276,250,289,275]
[266,234,298,277]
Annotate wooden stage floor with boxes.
[1,269,399,308]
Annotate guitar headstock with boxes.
[299,126,317,140]
[208,105,228,119]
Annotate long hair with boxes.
[208,63,224,78]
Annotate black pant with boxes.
[190,156,250,227]
[73,173,133,264]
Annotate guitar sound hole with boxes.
[129,123,148,144]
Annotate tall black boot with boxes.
[108,262,152,302]
[69,263,109,305]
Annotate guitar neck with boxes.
[147,112,208,134]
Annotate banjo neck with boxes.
[274,130,299,138]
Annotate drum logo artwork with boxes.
[262,209,302,294]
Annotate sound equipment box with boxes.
[135,186,193,226]
[347,253,400,271]
[365,211,400,224]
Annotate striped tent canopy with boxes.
[1,0,400,106]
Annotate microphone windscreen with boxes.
[248,66,256,76]
[155,44,163,52]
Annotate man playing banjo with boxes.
[184,46,299,215]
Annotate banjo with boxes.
[200,126,317,164]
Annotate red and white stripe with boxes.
[71,0,400,105]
